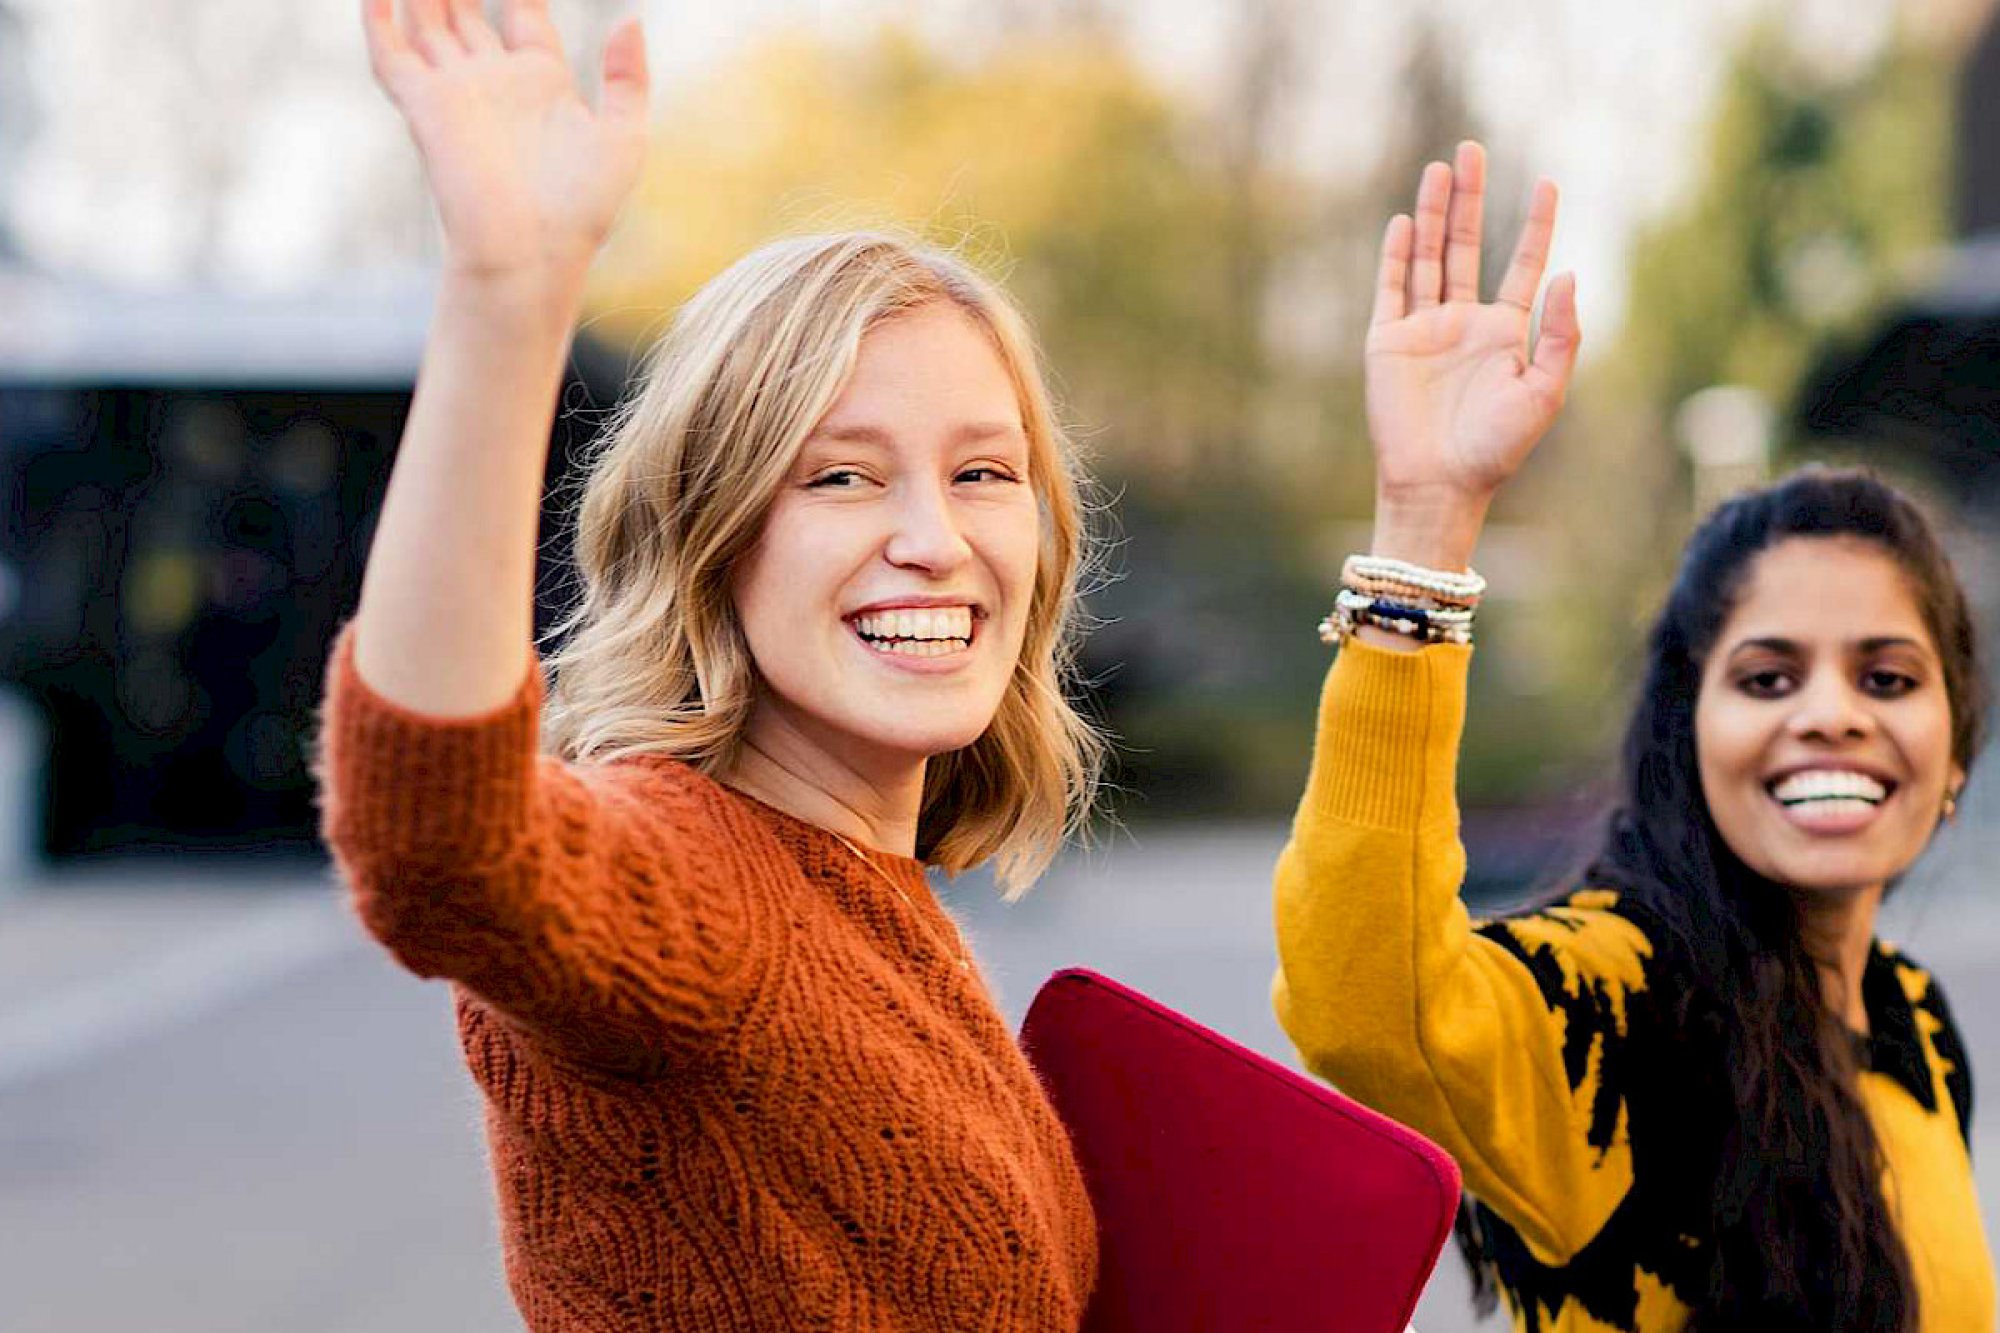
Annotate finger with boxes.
[362,0,423,84]
[447,0,503,55]
[404,0,466,62]
[500,0,564,54]
[1525,271,1581,399]
[1496,177,1559,312]
[1443,140,1486,303]
[598,17,651,125]
[1370,214,1413,327]
[1409,161,1451,310]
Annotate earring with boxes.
[1943,786,1962,823]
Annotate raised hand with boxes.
[1364,141,1580,514]
[362,0,651,285]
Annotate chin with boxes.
[1761,853,1910,898]
[841,687,1007,758]
[850,712,997,759]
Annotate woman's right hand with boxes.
[362,0,651,288]
[1362,141,1580,568]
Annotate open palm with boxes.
[363,0,651,281]
[1365,143,1580,503]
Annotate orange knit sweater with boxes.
[314,623,1097,1331]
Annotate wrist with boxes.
[1370,487,1492,571]
[437,255,593,327]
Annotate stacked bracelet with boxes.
[1318,598,1474,646]
[1343,572,1471,607]
[1334,588,1474,626]
[1340,555,1484,607]
[1319,555,1484,647]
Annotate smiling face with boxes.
[1694,536,1963,900]
[729,300,1040,772]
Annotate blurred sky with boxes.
[0,0,1924,340]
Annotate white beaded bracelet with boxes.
[1341,554,1486,605]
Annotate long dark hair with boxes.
[1459,466,1987,1329]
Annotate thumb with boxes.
[598,16,650,125]
[1528,271,1580,393]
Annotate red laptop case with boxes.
[1020,968,1461,1333]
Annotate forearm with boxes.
[1274,641,1472,1068]
[352,266,587,716]
[320,622,758,1070]
[1272,640,1619,1260]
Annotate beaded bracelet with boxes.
[1317,604,1473,646]
[1342,572,1475,609]
[1319,591,1474,646]
[1344,553,1486,595]
[1334,588,1474,624]
[1341,555,1485,607]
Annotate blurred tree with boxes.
[589,25,1268,489]
[1263,17,1492,530]
[1619,25,1953,419]
[1485,17,1962,805]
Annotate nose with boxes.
[1785,670,1874,743]
[883,478,972,575]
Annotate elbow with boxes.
[337,853,494,982]
[345,878,447,979]
[1271,966,1392,1087]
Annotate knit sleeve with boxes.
[1270,638,1653,1267]
[312,620,764,1072]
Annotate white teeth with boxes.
[1770,770,1889,805]
[1786,797,1879,818]
[851,605,974,646]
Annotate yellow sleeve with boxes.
[1271,637,1652,1266]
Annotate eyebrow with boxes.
[1727,635,1930,657]
[806,421,1025,447]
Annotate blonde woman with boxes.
[316,2,1104,1328]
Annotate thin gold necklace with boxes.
[829,832,973,975]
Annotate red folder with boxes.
[1021,968,1460,1333]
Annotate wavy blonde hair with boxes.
[541,232,1104,895]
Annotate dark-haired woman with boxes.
[1272,140,1996,1331]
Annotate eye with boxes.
[1863,669,1918,697]
[805,468,868,490]
[1737,669,1794,698]
[955,464,1022,485]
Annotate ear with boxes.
[1939,762,1969,827]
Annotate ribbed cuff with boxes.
[316,620,544,866]
[1301,637,1470,830]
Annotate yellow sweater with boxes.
[1272,638,1996,1332]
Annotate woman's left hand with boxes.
[1363,141,1580,519]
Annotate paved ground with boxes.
[2,822,1998,1332]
